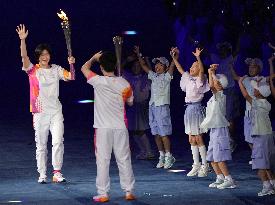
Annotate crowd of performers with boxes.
[16,24,275,202]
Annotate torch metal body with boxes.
[113,36,123,76]
[57,10,75,80]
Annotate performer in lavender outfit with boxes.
[123,54,154,160]
[238,76,275,197]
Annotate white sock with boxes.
[159,151,165,157]
[263,181,272,189]
[198,145,207,165]
[191,146,200,165]
[270,179,275,186]
[217,174,225,180]
[165,152,171,157]
[225,175,233,182]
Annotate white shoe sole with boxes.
[258,190,275,197]
[217,185,236,189]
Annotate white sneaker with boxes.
[198,164,209,177]
[217,179,236,189]
[258,188,275,197]
[209,178,224,188]
[164,155,176,169]
[187,164,201,177]
[93,194,109,202]
[53,172,66,183]
[38,176,47,184]
[156,156,165,168]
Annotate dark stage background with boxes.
[0,1,275,204]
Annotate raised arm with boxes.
[269,56,275,98]
[167,47,179,75]
[59,56,76,81]
[269,56,275,76]
[171,47,184,74]
[208,64,218,93]
[81,51,102,79]
[238,76,252,104]
[133,46,150,73]
[192,48,204,81]
[16,24,31,69]
[268,42,275,50]
[271,76,275,99]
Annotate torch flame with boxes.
[57,10,68,21]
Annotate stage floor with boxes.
[0,120,274,205]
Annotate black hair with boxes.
[154,60,167,69]
[99,51,117,72]
[34,44,52,62]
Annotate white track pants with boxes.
[94,128,135,195]
[33,111,64,177]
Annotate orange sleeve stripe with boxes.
[63,70,70,79]
[122,86,133,101]
[87,71,97,80]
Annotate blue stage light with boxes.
[77,100,95,103]
[123,31,137,35]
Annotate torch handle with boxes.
[70,63,75,80]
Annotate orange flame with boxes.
[57,10,68,21]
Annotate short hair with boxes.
[34,44,52,62]
[99,51,117,72]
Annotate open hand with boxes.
[170,47,179,59]
[16,24,28,40]
[192,48,203,57]
[92,51,103,62]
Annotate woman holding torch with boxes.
[16,24,75,184]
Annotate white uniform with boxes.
[23,63,70,178]
[87,73,135,195]
[200,91,230,130]
[242,76,267,143]
[242,76,267,117]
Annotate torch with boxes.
[57,10,75,80]
[113,36,123,76]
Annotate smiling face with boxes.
[154,62,166,74]
[35,44,52,68]
[39,50,51,67]
[190,61,200,77]
[248,63,261,77]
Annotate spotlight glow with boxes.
[167,169,186,173]
[8,201,22,203]
[123,31,137,35]
[77,100,95,103]
[162,194,173,197]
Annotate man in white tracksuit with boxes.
[81,51,136,203]
[16,24,75,183]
